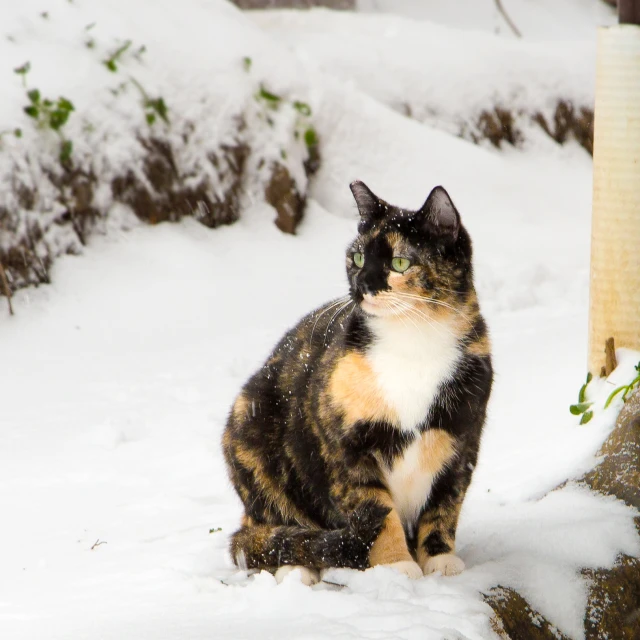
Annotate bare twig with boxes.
[90,539,107,550]
[494,0,522,38]
[605,337,617,376]
[0,262,14,316]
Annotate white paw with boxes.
[383,560,423,580]
[274,565,320,586]
[422,553,465,577]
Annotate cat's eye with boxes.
[353,252,364,268]
[391,257,411,273]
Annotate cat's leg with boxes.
[348,490,422,579]
[274,565,320,586]
[370,509,423,579]
[415,465,468,577]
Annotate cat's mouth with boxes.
[360,294,397,318]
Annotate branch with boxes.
[494,0,522,38]
[0,262,14,316]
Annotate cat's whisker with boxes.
[391,298,458,340]
[391,298,441,334]
[393,291,474,328]
[310,296,351,343]
[388,300,420,333]
[323,300,354,345]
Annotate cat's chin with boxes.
[359,300,395,318]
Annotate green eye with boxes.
[353,252,364,268]
[391,257,411,273]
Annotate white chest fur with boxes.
[382,429,457,529]
[384,436,435,527]
[365,316,461,432]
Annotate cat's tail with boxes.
[230,501,390,571]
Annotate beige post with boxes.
[588,25,640,375]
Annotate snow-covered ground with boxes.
[1,1,638,640]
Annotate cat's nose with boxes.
[360,282,376,296]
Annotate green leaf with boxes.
[14,128,22,138]
[586,372,593,384]
[27,89,40,104]
[59,139,73,164]
[209,527,222,534]
[49,109,70,130]
[147,97,169,123]
[304,127,318,148]
[258,85,281,105]
[580,410,594,425]
[243,56,252,71]
[604,385,627,409]
[43,99,53,108]
[23,105,39,119]
[280,149,287,160]
[57,97,75,112]
[105,59,117,72]
[293,100,312,116]
[14,62,31,76]
[569,402,592,415]
[145,112,156,125]
[578,383,587,404]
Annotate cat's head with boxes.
[345,180,474,321]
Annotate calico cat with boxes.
[222,181,493,584]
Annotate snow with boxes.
[251,8,600,144]
[1,1,639,640]
[357,0,616,40]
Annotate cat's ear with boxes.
[418,186,460,242]
[350,180,384,221]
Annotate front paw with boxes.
[383,560,423,580]
[422,553,465,576]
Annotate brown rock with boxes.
[486,390,640,639]
[581,389,640,510]
[579,390,640,640]
[583,521,640,640]
[485,587,571,640]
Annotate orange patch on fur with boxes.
[467,333,491,357]
[232,393,250,422]
[419,429,457,474]
[329,352,399,426]
[369,508,413,566]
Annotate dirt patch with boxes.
[111,138,250,228]
[533,102,594,155]
[265,163,305,235]
[470,101,594,154]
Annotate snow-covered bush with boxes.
[0,0,319,295]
